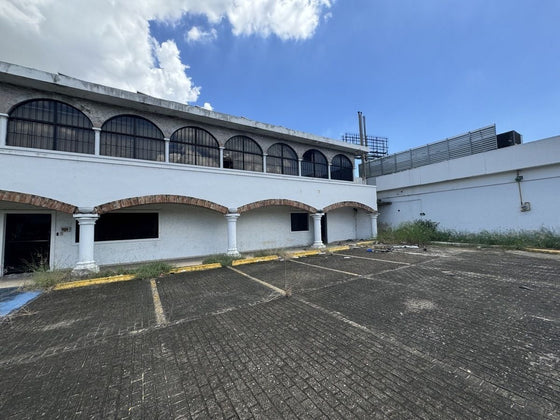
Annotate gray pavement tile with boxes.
[156,268,281,322]
[0,247,558,419]
[0,279,155,365]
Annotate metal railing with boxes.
[364,125,497,177]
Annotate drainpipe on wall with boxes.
[515,170,531,212]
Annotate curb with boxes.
[169,263,222,273]
[53,274,136,290]
[232,255,279,266]
[525,248,560,255]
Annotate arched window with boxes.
[7,99,94,154]
[331,154,354,181]
[267,143,298,175]
[301,149,328,179]
[170,127,219,167]
[223,136,263,172]
[101,115,164,161]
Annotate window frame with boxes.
[330,154,354,181]
[169,126,220,167]
[7,99,95,154]
[75,212,159,242]
[301,149,328,179]
[266,143,299,176]
[223,135,263,172]
[100,115,165,161]
[290,213,309,232]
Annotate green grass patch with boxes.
[202,254,243,267]
[378,220,560,250]
[132,261,173,279]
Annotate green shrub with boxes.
[378,219,440,245]
[133,261,173,279]
[202,254,242,267]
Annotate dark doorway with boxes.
[4,214,51,274]
[321,213,328,244]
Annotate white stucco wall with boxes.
[0,148,375,212]
[237,207,314,252]
[374,136,560,232]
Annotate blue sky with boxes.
[153,0,560,152]
[1,0,559,153]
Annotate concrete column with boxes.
[328,162,332,179]
[73,212,99,274]
[164,138,170,163]
[0,212,5,277]
[370,212,378,239]
[225,211,241,256]
[263,153,267,173]
[298,158,303,176]
[92,127,101,155]
[219,147,225,169]
[311,213,325,249]
[0,113,9,147]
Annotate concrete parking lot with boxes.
[0,246,558,419]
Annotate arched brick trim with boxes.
[96,195,228,214]
[0,190,77,214]
[323,201,377,214]
[238,199,317,214]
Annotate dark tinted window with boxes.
[76,213,158,242]
[223,136,263,172]
[101,115,164,161]
[291,213,309,231]
[267,143,298,175]
[331,154,354,181]
[301,149,328,179]
[7,99,94,154]
[170,126,219,167]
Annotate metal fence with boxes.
[365,125,497,177]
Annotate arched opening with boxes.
[266,143,298,175]
[169,126,220,167]
[301,149,328,179]
[223,136,263,172]
[7,99,94,154]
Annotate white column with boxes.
[0,113,9,147]
[164,138,170,163]
[0,212,5,277]
[263,153,267,173]
[225,212,241,256]
[73,212,99,274]
[298,158,303,176]
[311,213,325,249]
[328,162,332,179]
[370,212,379,239]
[92,127,101,155]
[219,147,225,168]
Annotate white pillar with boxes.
[263,153,267,173]
[370,212,378,239]
[0,113,9,147]
[164,138,170,163]
[73,212,99,274]
[311,213,325,248]
[225,212,241,256]
[92,127,101,155]
[298,158,303,176]
[219,147,225,168]
[328,162,332,179]
[0,212,5,277]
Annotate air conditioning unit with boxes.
[497,131,522,149]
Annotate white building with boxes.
[366,127,560,233]
[0,62,378,276]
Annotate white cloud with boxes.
[186,26,218,43]
[0,0,333,104]
[203,102,214,111]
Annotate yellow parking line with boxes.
[169,263,222,273]
[227,266,287,296]
[53,274,136,290]
[232,255,279,266]
[150,279,168,326]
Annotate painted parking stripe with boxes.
[289,259,361,276]
[227,266,287,296]
[335,253,411,265]
[150,279,168,326]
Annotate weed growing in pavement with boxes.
[202,254,243,267]
[133,262,173,279]
[378,220,560,249]
[32,269,72,288]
